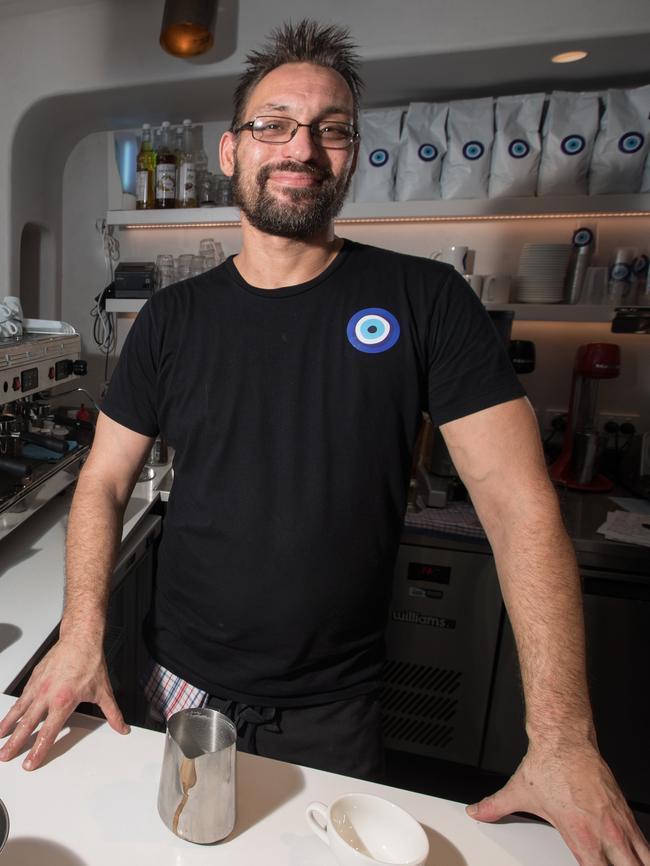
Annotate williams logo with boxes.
[346,307,400,354]
[391,609,456,630]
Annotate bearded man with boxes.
[1,20,648,866]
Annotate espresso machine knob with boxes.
[72,360,88,376]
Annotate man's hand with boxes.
[466,741,650,866]
[0,637,129,770]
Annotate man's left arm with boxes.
[440,396,650,866]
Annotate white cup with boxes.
[464,274,483,296]
[481,274,511,304]
[431,244,469,273]
[305,793,429,866]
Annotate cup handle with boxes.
[429,250,442,260]
[482,275,494,302]
[305,801,330,846]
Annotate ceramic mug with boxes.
[430,244,469,272]
[305,792,429,866]
[481,274,511,304]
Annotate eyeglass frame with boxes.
[232,115,360,150]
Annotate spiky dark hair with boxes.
[231,20,363,130]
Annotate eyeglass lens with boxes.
[250,116,355,148]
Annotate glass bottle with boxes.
[135,123,156,210]
[155,121,177,209]
[177,118,197,208]
[193,123,209,192]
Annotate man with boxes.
[1,19,648,866]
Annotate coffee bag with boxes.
[589,85,650,194]
[395,102,448,201]
[537,91,599,195]
[488,94,545,198]
[354,108,404,202]
[441,98,494,200]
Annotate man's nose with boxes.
[279,124,321,161]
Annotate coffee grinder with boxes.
[550,342,620,491]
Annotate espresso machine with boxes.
[0,331,90,540]
[550,342,620,492]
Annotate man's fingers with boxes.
[21,711,71,771]
[0,704,47,762]
[98,690,130,735]
[466,780,531,824]
[0,695,30,740]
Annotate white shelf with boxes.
[106,298,146,313]
[106,193,650,228]
[106,298,612,323]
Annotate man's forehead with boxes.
[245,63,354,115]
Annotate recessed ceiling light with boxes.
[551,50,589,64]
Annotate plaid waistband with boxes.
[143,659,208,722]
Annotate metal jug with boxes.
[157,707,237,843]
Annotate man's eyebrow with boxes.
[252,102,354,118]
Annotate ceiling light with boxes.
[160,0,217,58]
[551,50,589,64]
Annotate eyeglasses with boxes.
[233,116,359,149]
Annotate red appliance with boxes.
[550,342,621,492]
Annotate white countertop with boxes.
[0,459,172,694]
[0,693,575,866]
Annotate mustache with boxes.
[257,161,333,185]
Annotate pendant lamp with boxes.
[160,0,217,57]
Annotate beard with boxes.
[230,155,352,239]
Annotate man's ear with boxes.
[219,131,236,178]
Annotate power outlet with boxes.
[540,407,568,434]
[598,412,641,437]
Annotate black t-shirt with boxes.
[102,240,524,705]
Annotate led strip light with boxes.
[120,210,650,229]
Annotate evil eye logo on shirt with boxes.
[561,134,586,156]
[573,227,594,247]
[418,143,439,162]
[369,149,389,167]
[610,263,631,282]
[462,141,485,160]
[346,308,401,354]
[618,131,644,154]
[508,139,530,159]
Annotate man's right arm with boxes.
[0,412,154,770]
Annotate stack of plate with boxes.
[515,244,572,303]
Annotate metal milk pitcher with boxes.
[157,707,237,843]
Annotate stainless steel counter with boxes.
[402,490,649,578]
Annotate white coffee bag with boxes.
[354,108,404,202]
[488,94,545,198]
[589,85,650,194]
[537,91,600,195]
[440,97,494,200]
[395,102,448,201]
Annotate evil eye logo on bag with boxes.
[346,308,401,354]
[463,141,485,160]
[561,135,586,156]
[508,139,530,159]
[573,228,594,247]
[610,263,631,282]
[369,149,389,167]
[618,132,644,154]
[418,143,439,162]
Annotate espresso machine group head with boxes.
[550,342,621,492]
